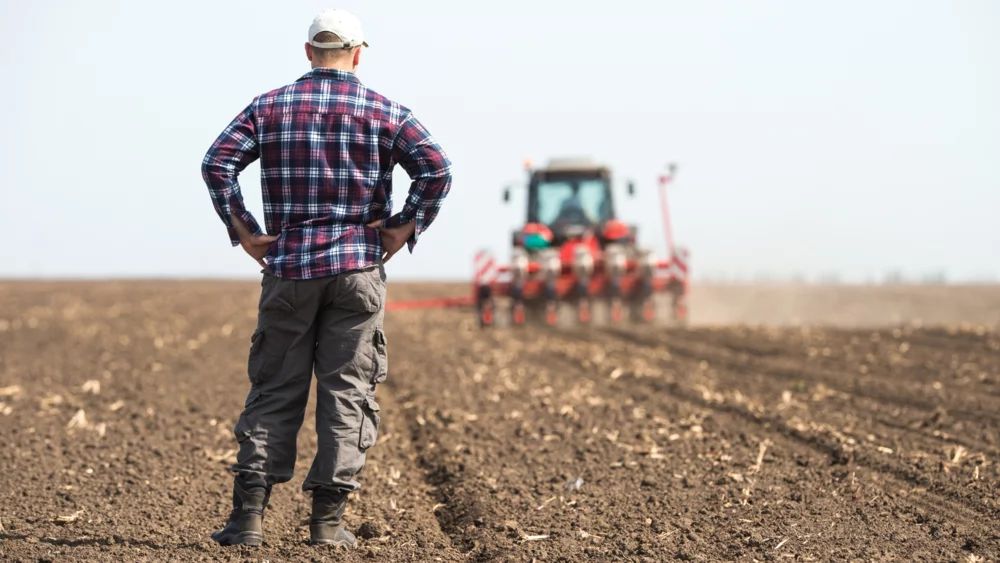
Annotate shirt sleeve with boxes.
[200,102,264,246]
[382,112,453,252]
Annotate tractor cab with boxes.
[505,158,637,252]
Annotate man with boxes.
[200,8,452,548]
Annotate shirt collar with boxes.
[297,67,361,84]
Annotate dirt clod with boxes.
[357,520,385,540]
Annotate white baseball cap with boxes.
[308,9,368,49]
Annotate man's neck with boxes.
[312,62,354,72]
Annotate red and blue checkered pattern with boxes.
[201,68,453,279]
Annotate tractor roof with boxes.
[540,157,608,173]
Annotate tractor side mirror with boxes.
[502,186,511,203]
[627,181,636,196]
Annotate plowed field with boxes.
[1,282,999,562]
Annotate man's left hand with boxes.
[368,219,415,264]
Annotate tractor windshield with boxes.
[535,178,611,226]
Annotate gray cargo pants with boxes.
[230,264,386,494]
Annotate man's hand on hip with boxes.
[239,233,279,269]
[368,219,415,264]
[232,214,278,269]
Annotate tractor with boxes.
[472,158,690,327]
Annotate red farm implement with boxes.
[386,158,690,328]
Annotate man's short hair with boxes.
[311,31,356,60]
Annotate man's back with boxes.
[203,9,453,550]
[202,68,451,279]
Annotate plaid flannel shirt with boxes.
[201,68,452,280]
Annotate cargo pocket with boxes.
[359,395,381,450]
[247,327,286,387]
[372,328,388,384]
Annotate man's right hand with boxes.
[239,233,279,269]
[232,214,278,268]
[368,219,415,264]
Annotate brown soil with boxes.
[1,281,998,562]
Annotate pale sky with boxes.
[1,0,997,282]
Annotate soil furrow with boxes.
[603,326,1000,425]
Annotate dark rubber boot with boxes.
[211,480,269,546]
[309,490,357,548]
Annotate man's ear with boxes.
[305,42,314,63]
[352,47,361,69]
